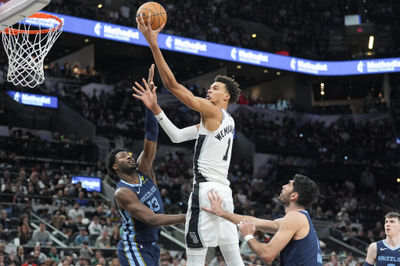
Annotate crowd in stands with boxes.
[234,110,398,165]
[46,0,400,60]
[0,129,97,163]
[45,62,101,84]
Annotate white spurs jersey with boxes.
[193,109,234,186]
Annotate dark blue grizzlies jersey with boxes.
[280,210,323,266]
[115,172,164,266]
[376,240,400,266]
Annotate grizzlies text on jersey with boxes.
[376,240,400,266]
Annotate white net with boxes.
[1,13,63,88]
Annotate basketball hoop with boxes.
[1,12,63,88]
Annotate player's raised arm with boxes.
[132,65,199,144]
[136,15,219,119]
[132,66,159,183]
[135,107,158,183]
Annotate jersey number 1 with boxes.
[223,138,231,161]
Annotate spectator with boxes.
[47,246,59,263]
[68,202,85,221]
[0,210,10,231]
[90,250,104,266]
[73,215,85,232]
[93,205,105,221]
[31,222,52,246]
[324,252,339,266]
[5,250,18,265]
[110,225,120,247]
[88,216,102,236]
[105,206,119,223]
[30,245,46,265]
[75,191,90,207]
[76,256,90,266]
[0,224,8,242]
[101,217,113,236]
[79,241,93,259]
[18,214,32,236]
[15,246,25,265]
[95,230,111,248]
[18,224,32,245]
[74,228,90,247]
[21,254,38,266]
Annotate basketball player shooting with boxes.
[135,14,244,266]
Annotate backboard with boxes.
[0,0,50,31]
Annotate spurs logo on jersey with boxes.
[193,109,234,186]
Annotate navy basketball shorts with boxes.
[118,240,160,266]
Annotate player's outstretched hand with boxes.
[202,190,224,217]
[136,13,165,46]
[132,76,158,110]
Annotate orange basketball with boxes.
[136,2,167,30]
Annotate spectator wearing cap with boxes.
[74,228,90,247]
[31,222,52,246]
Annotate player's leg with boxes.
[118,242,147,266]
[185,182,219,264]
[186,247,208,266]
[217,186,244,265]
[220,243,244,266]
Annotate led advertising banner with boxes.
[7,90,58,109]
[26,13,400,76]
[71,176,102,192]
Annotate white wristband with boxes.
[244,235,255,242]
